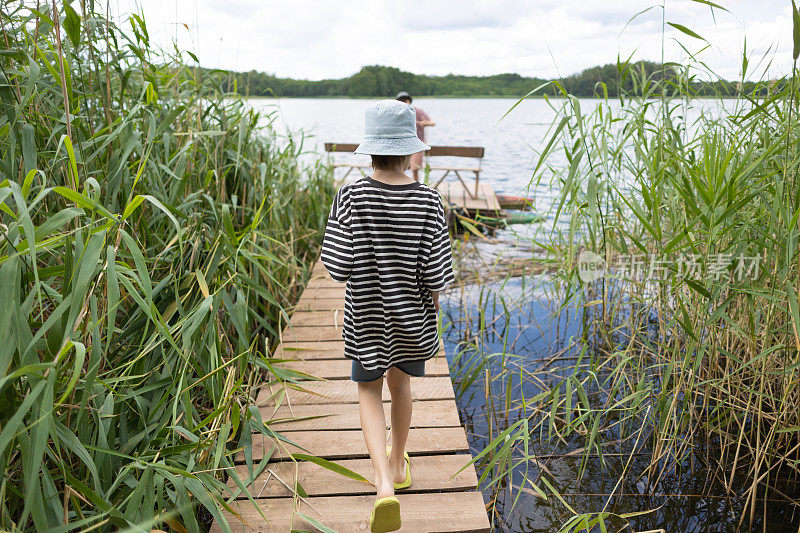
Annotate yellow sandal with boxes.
[370,496,401,533]
[386,446,412,490]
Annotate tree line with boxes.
[211,62,779,99]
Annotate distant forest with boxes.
[212,62,771,99]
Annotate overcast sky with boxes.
[109,0,793,81]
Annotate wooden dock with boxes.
[435,181,501,213]
[212,259,491,532]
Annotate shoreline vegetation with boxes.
[215,63,787,100]
[444,11,800,532]
[1,2,334,531]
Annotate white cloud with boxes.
[109,0,793,81]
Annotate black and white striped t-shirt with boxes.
[320,176,455,372]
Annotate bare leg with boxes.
[386,367,412,484]
[358,378,394,498]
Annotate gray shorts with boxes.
[350,358,426,382]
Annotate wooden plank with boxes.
[480,183,501,211]
[429,165,481,172]
[426,145,484,158]
[281,324,342,342]
[304,278,346,288]
[212,492,491,533]
[257,376,455,405]
[273,340,344,359]
[324,142,359,152]
[304,268,339,287]
[308,267,332,278]
[435,181,501,212]
[332,162,371,168]
[311,261,329,274]
[228,454,478,498]
[435,182,484,210]
[287,310,343,327]
[305,270,335,283]
[237,427,470,462]
[264,399,462,431]
[277,357,449,379]
[296,287,347,299]
[292,298,344,311]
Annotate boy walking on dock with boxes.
[321,99,455,532]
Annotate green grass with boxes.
[0,2,335,531]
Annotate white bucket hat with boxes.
[354,99,431,156]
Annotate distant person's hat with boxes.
[395,91,412,102]
[354,100,430,156]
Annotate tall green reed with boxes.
[522,11,800,532]
[0,2,334,531]
[449,4,800,531]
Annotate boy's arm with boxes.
[320,187,353,282]
[422,197,454,309]
[417,109,435,127]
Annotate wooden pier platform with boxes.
[435,181,501,214]
[212,259,490,532]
